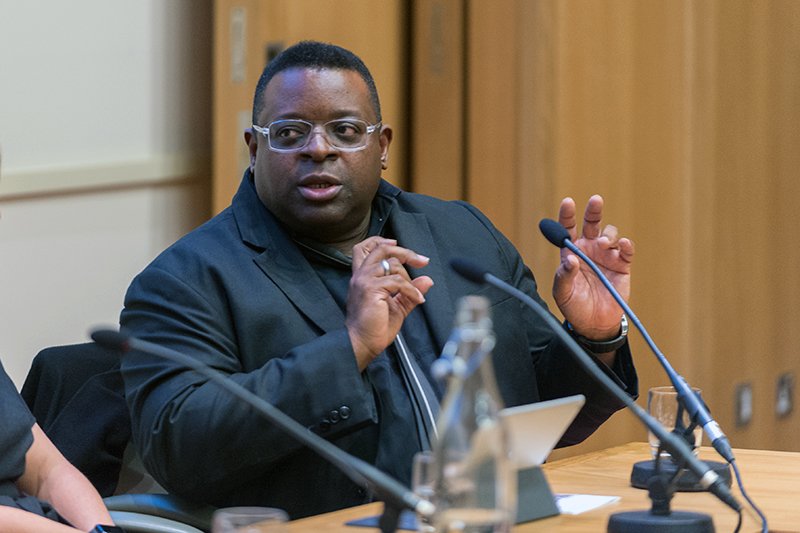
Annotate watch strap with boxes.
[564,314,629,354]
[90,525,126,533]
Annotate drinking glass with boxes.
[211,506,288,533]
[647,386,703,460]
[412,451,436,533]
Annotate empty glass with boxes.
[412,451,437,533]
[211,506,288,533]
[647,386,703,460]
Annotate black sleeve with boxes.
[0,361,35,483]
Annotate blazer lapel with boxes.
[232,173,345,334]
[390,209,456,349]
[253,245,346,334]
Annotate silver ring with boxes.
[381,259,391,277]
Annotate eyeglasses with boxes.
[251,118,381,153]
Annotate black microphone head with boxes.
[90,328,131,352]
[450,258,488,284]
[539,218,570,248]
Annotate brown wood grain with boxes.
[285,443,800,532]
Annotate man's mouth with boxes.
[298,175,342,201]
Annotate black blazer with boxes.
[120,172,636,518]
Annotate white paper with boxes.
[555,493,621,515]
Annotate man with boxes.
[120,41,637,519]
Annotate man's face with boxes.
[246,67,392,243]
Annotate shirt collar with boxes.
[293,180,399,266]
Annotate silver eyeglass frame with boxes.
[251,118,382,153]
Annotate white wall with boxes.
[0,1,213,385]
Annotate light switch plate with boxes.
[735,382,753,427]
[776,372,794,418]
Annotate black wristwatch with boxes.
[565,314,629,354]
[90,525,126,533]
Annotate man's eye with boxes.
[275,126,305,139]
[331,122,361,138]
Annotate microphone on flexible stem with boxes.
[538,218,735,466]
[449,258,741,532]
[90,329,434,533]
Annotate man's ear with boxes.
[244,128,257,173]
[379,124,393,170]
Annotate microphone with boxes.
[90,329,434,533]
[538,218,735,464]
[448,259,741,517]
[538,218,571,248]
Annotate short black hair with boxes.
[252,40,382,124]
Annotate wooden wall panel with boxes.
[213,0,406,212]
[460,0,800,457]
[767,0,800,451]
[517,0,557,270]
[700,0,800,451]
[213,0,256,214]
[541,0,686,458]
[466,1,520,242]
[410,0,465,200]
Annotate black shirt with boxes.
[0,361,34,485]
[0,361,65,522]
[294,193,443,491]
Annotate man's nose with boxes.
[303,128,338,157]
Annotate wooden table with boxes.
[286,442,800,532]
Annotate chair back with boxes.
[21,342,130,496]
[21,342,215,532]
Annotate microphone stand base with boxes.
[378,503,402,533]
[607,510,714,533]
[631,459,731,492]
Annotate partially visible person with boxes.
[0,361,119,532]
[1,145,119,532]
